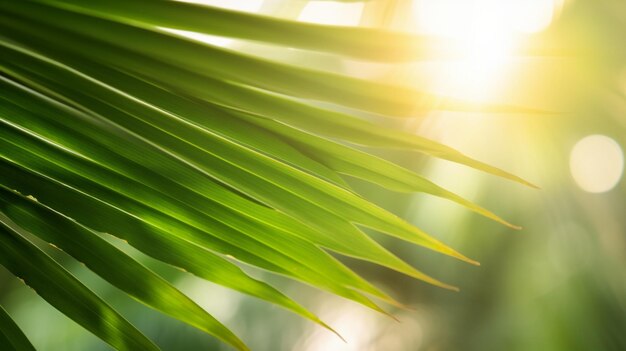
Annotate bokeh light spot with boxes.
[570,135,624,193]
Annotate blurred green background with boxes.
[1,0,625,350]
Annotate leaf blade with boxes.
[0,306,35,351]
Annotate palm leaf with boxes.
[0,1,532,349]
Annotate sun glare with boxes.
[414,0,555,102]
[169,0,264,47]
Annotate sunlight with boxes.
[169,0,264,47]
[414,0,555,101]
[297,302,380,351]
[174,0,263,13]
[510,0,555,33]
[570,135,624,193]
[298,2,364,26]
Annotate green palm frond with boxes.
[0,1,531,350]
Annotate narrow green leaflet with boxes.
[38,0,452,61]
[0,186,250,351]
[0,217,160,351]
[0,306,35,351]
[235,114,520,229]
